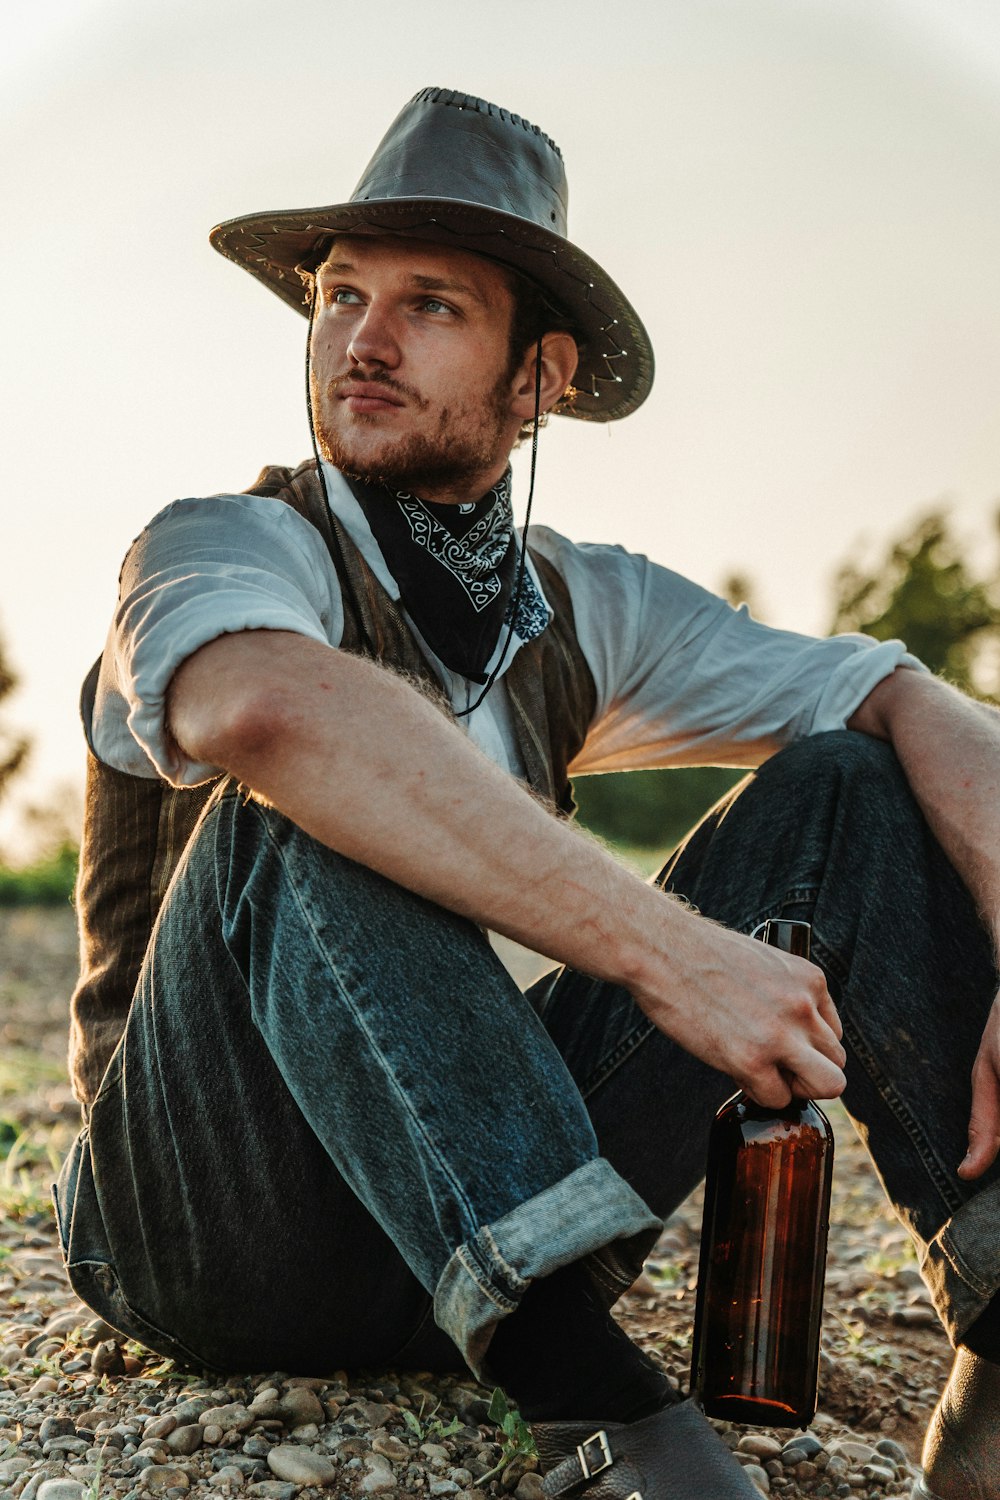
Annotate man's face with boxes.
[310,235,524,504]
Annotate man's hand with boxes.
[631,911,846,1108]
[850,669,1000,1180]
[960,996,1000,1180]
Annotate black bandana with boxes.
[347,468,548,682]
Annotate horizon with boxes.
[3,0,1000,855]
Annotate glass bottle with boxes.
[690,918,834,1428]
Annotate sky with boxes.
[2,0,1000,851]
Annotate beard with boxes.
[314,369,512,497]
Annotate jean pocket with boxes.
[65,1259,209,1370]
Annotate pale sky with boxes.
[3,0,1000,849]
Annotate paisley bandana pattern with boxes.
[347,467,548,683]
[396,473,513,613]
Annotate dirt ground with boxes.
[0,905,950,1496]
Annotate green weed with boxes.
[401,1396,462,1443]
[479,1389,537,1484]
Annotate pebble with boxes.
[200,1405,252,1434]
[742,1463,770,1493]
[514,1478,545,1500]
[265,1445,336,1486]
[209,1466,246,1489]
[139,1467,190,1492]
[164,1426,202,1456]
[246,1484,296,1499]
[372,1433,410,1462]
[738,1435,782,1461]
[36,1484,85,1500]
[277,1389,324,1428]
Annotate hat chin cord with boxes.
[304,305,544,720]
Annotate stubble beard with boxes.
[315,370,512,498]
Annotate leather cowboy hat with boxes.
[210,87,654,422]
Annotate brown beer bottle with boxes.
[690,919,834,1428]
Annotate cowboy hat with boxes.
[209,87,653,421]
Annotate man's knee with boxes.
[756,729,907,808]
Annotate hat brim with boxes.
[210,198,653,421]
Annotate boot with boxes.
[532,1398,761,1500]
[913,1347,1000,1499]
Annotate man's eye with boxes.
[330,288,362,305]
[421,298,452,314]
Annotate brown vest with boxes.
[69,460,597,1113]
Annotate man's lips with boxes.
[336,381,406,414]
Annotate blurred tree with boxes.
[829,508,1000,701]
[0,626,29,810]
[574,505,1000,852]
[573,765,744,856]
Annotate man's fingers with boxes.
[742,1068,793,1111]
[958,1056,1000,1180]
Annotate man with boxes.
[58,89,1000,1499]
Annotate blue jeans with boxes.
[54,732,1000,1379]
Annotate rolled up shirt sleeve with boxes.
[103,494,344,785]
[526,527,926,775]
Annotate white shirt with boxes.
[90,463,922,786]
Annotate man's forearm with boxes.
[166,628,848,1107]
[849,667,1000,1178]
[848,670,1000,947]
[168,629,666,982]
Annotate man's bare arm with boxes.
[849,669,1000,1179]
[168,628,847,1108]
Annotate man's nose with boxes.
[347,302,401,370]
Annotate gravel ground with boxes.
[0,907,948,1499]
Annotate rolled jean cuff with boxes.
[433,1157,662,1378]
[921,1177,1000,1347]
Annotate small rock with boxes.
[737,1436,782,1461]
[38,1420,76,1444]
[420,1443,451,1464]
[514,1478,545,1500]
[212,1455,259,1477]
[371,1434,409,1463]
[200,1407,252,1434]
[359,1470,396,1494]
[27,1378,60,1397]
[861,1461,896,1484]
[741,1464,769,1494]
[349,1402,395,1429]
[0,1459,33,1481]
[247,1485,297,1500]
[875,1438,908,1466]
[429,1484,459,1498]
[82,1320,118,1346]
[266,1446,336,1487]
[892,1305,937,1328]
[827,1440,877,1466]
[37,1484,86,1500]
[140,1469,190,1493]
[288,1423,317,1444]
[277,1389,325,1429]
[202,1426,223,1446]
[91,1342,125,1377]
[165,1427,202,1457]
[170,1401,212,1426]
[242,1439,272,1460]
[143,1418,177,1442]
[781,1434,823,1460]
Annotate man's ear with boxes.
[509,332,580,419]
